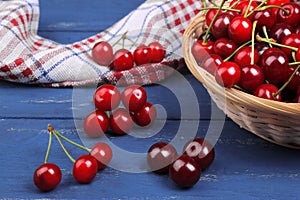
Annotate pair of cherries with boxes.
[147,138,215,188]
[192,0,300,103]
[84,84,157,137]
[92,40,166,71]
[33,125,113,192]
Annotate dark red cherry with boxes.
[169,154,201,188]
[73,155,98,184]
[205,9,223,27]
[277,2,300,27]
[255,42,270,56]
[133,45,152,66]
[93,84,121,111]
[213,37,237,59]
[33,163,62,192]
[266,0,291,15]
[234,46,259,67]
[83,110,109,138]
[233,0,258,20]
[200,54,223,75]
[254,84,282,101]
[211,12,234,39]
[90,142,113,170]
[109,108,134,135]
[192,40,215,63]
[147,142,178,174]
[285,66,300,90]
[183,138,215,171]
[238,64,265,91]
[228,16,253,44]
[270,23,295,43]
[260,49,289,84]
[215,61,241,88]
[148,42,166,63]
[121,85,147,113]
[133,102,157,127]
[113,49,134,71]
[252,8,276,32]
[295,87,300,102]
[92,41,113,66]
[281,33,300,58]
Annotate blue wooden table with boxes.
[0,0,300,199]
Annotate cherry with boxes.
[270,23,295,43]
[92,41,113,66]
[83,110,109,138]
[266,0,291,16]
[285,66,300,90]
[73,154,98,184]
[90,142,113,170]
[213,37,237,59]
[254,84,282,101]
[33,163,62,192]
[234,46,259,67]
[295,87,300,102]
[259,49,289,84]
[148,42,166,63]
[277,2,300,27]
[109,107,134,135]
[205,9,223,27]
[214,61,241,88]
[238,64,265,91]
[252,8,276,32]
[228,16,253,44]
[93,84,121,111]
[255,42,270,56]
[233,0,258,20]
[113,49,134,71]
[121,85,147,113]
[133,45,152,66]
[147,142,178,174]
[192,40,215,63]
[210,12,234,39]
[200,54,223,75]
[281,33,300,58]
[183,138,215,171]
[169,154,201,188]
[133,102,157,127]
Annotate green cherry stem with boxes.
[256,35,298,51]
[53,132,76,163]
[53,130,91,152]
[262,26,272,48]
[251,20,258,65]
[223,40,252,62]
[256,5,289,14]
[244,0,253,18]
[44,128,53,164]
[273,65,300,98]
[198,7,241,12]
[203,0,226,44]
[245,0,268,18]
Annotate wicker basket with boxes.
[182,4,300,149]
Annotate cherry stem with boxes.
[201,0,207,9]
[245,0,268,18]
[273,65,300,98]
[53,133,76,163]
[203,0,226,44]
[53,130,91,152]
[256,35,298,51]
[223,40,252,62]
[262,26,272,48]
[229,0,240,9]
[44,130,53,164]
[251,20,257,65]
[198,7,241,12]
[244,0,253,18]
[257,5,289,14]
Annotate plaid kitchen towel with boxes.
[0,0,201,87]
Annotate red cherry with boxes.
[215,61,241,88]
[83,110,109,138]
[113,49,134,71]
[148,42,166,63]
[254,84,282,101]
[93,84,121,111]
[205,9,223,27]
[147,142,178,174]
[73,154,98,184]
[253,8,276,32]
[228,16,253,44]
[277,2,300,27]
[169,155,201,188]
[200,54,223,75]
[121,85,147,113]
[270,23,295,43]
[183,138,215,171]
[266,0,291,15]
[210,12,234,39]
[133,102,157,127]
[191,40,215,63]
[33,163,62,192]
[238,64,265,91]
[233,0,258,20]
[285,66,300,90]
[92,41,113,66]
[133,45,152,66]
[109,108,134,135]
[234,46,259,67]
[213,37,237,59]
[295,87,300,102]
[90,142,113,170]
[281,33,300,58]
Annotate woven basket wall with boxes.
[182,2,300,149]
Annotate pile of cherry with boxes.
[192,0,300,103]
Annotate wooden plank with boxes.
[0,119,299,199]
